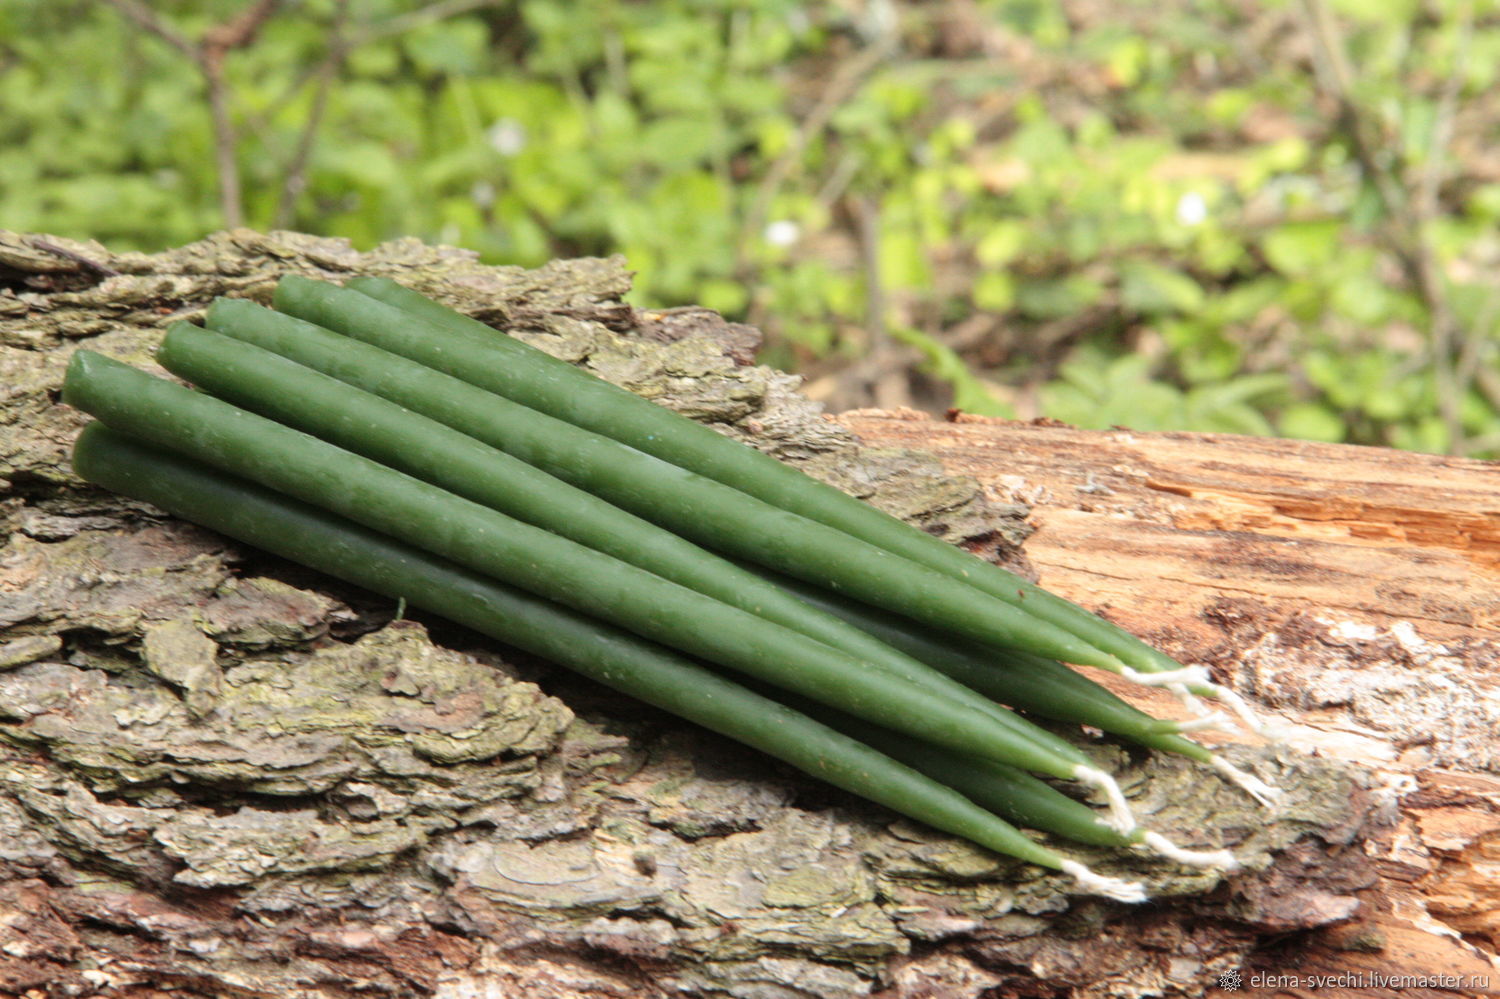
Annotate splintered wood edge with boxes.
[839,410,1500,997]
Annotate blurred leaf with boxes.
[1467,184,1500,221]
[973,271,1016,311]
[1328,268,1392,325]
[974,220,1027,266]
[1205,88,1253,123]
[890,326,1012,417]
[1107,37,1149,87]
[1279,403,1347,442]
[402,18,488,77]
[13,0,1493,457]
[347,40,401,77]
[877,230,931,292]
[1261,219,1342,274]
[1119,259,1205,315]
[1390,415,1449,455]
[1017,276,1104,319]
[1182,374,1284,435]
[698,278,750,316]
[320,141,401,188]
[1328,0,1419,27]
[638,115,726,168]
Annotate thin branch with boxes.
[102,0,288,230]
[1300,0,1408,244]
[203,64,244,228]
[201,0,287,229]
[247,0,503,142]
[1416,7,1472,223]
[248,52,343,136]
[98,0,195,58]
[273,0,353,229]
[1422,5,1475,453]
[357,0,503,45]
[1299,0,1474,454]
[813,150,863,217]
[854,194,909,410]
[738,36,897,270]
[1456,288,1498,390]
[202,0,286,56]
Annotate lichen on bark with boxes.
[0,230,1375,998]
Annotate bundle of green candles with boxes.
[64,275,1277,902]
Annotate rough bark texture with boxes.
[0,229,1431,998]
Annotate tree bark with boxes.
[0,230,1475,998]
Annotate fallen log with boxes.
[836,411,1500,998]
[0,229,1492,998]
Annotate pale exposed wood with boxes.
[839,408,1500,998]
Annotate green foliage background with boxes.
[5,0,1498,454]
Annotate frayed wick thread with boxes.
[1169,682,1210,716]
[1161,711,1235,734]
[1074,764,1136,834]
[1146,672,1282,743]
[1121,665,1210,688]
[1059,859,1149,904]
[1211,756,1283,808]
[1109,653,1276,739]
[1140,831,1239,871]
[1211,685,1290,741]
